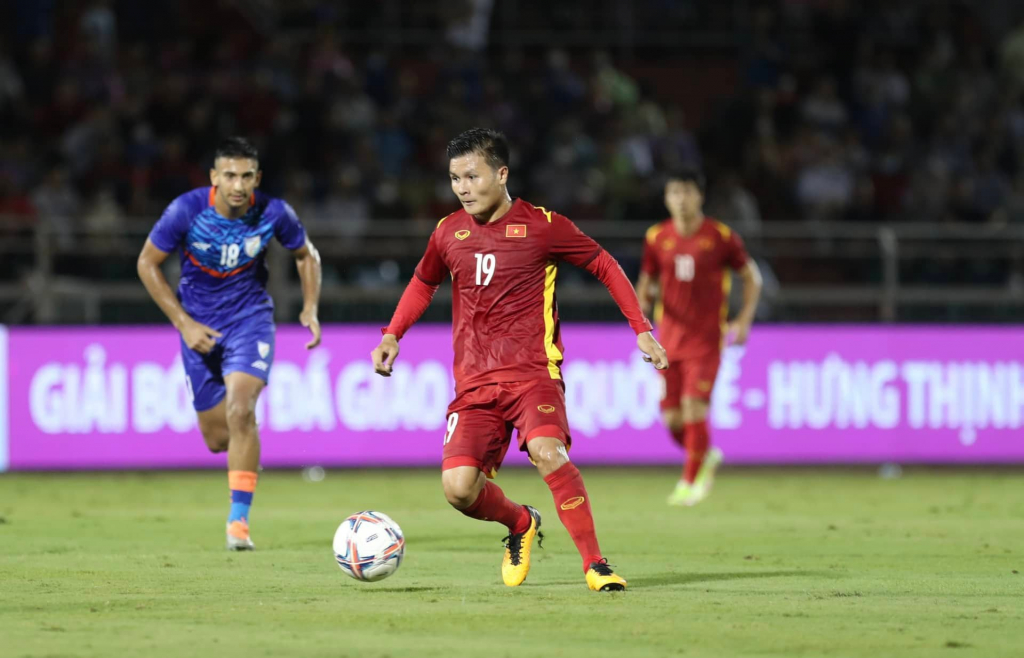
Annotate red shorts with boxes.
[441,379,571,478]
[660,355,721,409]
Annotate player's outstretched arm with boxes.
[727,260,763,346]
[137,239,221,354]
[371,276,440,377]
[372,228,448,376]
[549,212,667,369]
[586,251,668,369]
[293,238,322,349]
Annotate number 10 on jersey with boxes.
[475,253,495,286]
[674,254,695,282]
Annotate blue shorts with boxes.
[181,314,275,412]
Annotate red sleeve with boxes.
[547,212,602,268]
[383,231,448,338]
[585,250,654,335]
[640,231,660,276]
[414,229,449,286]
[724,228,749,271]
[383,276,438,339]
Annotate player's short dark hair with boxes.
[446,128,510,170]
[214,137,259,165]
[666,168,706,194]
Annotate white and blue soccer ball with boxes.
[333,511,405,582]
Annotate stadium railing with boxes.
[1,216,1022,325]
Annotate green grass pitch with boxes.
[1,468,1022,657]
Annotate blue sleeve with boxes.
[274,201,307,251]
[148,196,191,252]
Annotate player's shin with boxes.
[543,462,602,570]
[458,480,531,533]
[670,426,685,448]
[225,402,261,548]
[683,421,709,484]
[228,470,258,524]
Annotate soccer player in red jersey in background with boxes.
[371,128,668,591]
[636,170,762,507]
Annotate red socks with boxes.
[460,481,531,534]
[683,421,710,484]
[458,464,606,572]
[544,463,602,571]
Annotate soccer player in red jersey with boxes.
[636,170,762,506]
[371,128,668,591]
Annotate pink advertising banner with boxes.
[2,324,1023,471]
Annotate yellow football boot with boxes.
[586,559,627,591]
[501,505,542,586]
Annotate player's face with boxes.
[211,157,262,209]
[665,180,703,219]
[449,152,508,216]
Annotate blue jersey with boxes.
[148,187,307,329]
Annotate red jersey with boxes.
[412,199,644,393]
[640,217,749,360]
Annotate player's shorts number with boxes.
[221,243,241,268]
[474,253,495,286]
[674,254,695,282]
[443,412,459,445]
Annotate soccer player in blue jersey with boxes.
[137,137,322,550]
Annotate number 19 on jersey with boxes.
[475,253,495,286]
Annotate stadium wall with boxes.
[0,324,1021,472]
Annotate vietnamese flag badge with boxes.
[506,224,527,238]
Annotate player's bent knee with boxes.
[662,410,684,431]
[681,398,709,424]
[527,436,570,474]
[224,398,257,430]
[442,478,481,509]
[441,466,484,510]
[443,486,478,510]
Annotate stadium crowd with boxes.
[1,1,1023,278]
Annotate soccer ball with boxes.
[332,511,405,582]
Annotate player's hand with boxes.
[371,333,400,377]
[180,320,222,355]
[727,320,752,346]
[637,331,669,370]
[300,307,321,349]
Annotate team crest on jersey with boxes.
[455,229,471,241]
[661,238,676,250]
[257,341,271,359]
[698,237,714,250]
[537,404,556,414]
[244,236,262,258]
[506,224,527,238]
